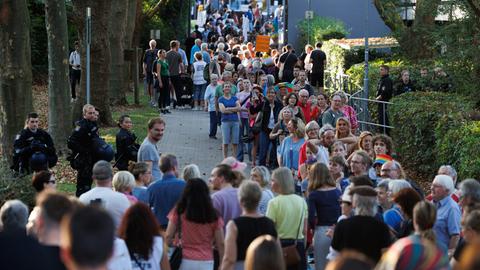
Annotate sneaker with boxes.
[209,135,217,139]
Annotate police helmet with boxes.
[92,137,115,162]
[30,152,48,172]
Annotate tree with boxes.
[0,0,33,162]
[71,0,113,125]
[45,0,72,155]
[108,0,128,106]
[373,0,442,60]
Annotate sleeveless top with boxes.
[233,216,277,260]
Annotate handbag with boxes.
[282,203,305,266]
[278,52,290,80]
[169,212,183,270]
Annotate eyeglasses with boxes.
[300,95,309,98]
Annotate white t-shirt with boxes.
[130,236,164,270]
[79,187,130,228]
[108,238,132,270]
[316,145,330,165]
[193,60,207,85]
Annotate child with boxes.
[331,141,348,159]
[204,74,219,139]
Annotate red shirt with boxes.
[298,101,312,123]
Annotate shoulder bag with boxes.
[282,203,304,266]
[278,52,291,80]
[169,212,183,270]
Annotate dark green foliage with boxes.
[389,92,474,178]
[297,16,349,47]
[0,162,35,209]
[436,121,480,180]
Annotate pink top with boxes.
[123,192,138,204]
[341,105,359,130]
[168,208,224,260]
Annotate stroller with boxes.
[177,73,194,108]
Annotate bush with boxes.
[389,92,474,178]
[436,121,480,180]
[0,162,36,209]
[297,16,349,48]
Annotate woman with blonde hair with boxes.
[250,166,273,215]
[267,167,308,270]
[278,118,306,176]
[113,171,137,204]
[307,163,341,270]
[335,117,357,154]
[357,131,374,159]
[129,162,152,203]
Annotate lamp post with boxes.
[363,0,369,127]
[86,7,91,104]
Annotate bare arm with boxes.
[449,235,460,250]
[221,221,238,270]
[306,140,319,154]
[219,103,227,113]
[215,227,225,269]
[337,136,358,145]
[160,246,171,270]
[165,220,177,246]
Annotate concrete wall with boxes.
[287,0,391,49]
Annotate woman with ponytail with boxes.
[376,201,449,270]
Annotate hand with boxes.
[204,107,208,112]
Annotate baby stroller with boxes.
[178,73,194,108]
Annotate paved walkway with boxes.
[158,109,251,179]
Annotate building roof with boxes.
[330,37,399,50]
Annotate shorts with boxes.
[221,121,240,144]
[179,259,214,270]
[311,71,324,88]
[146,71,154,85]
[193,84,207,101]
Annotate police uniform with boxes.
[115,128,139,170]
[12,128,57,173]
[68,118,100,197]
[376,74,393,134]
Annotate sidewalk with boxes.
[157,109,223,178]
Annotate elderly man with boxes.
[330,186,392,263]
[0,200,28,234]
[297,89,312,123]
[458,179,480,207]
[190,38,202,65]
[426,165,460,202]
[380,160,424,198]
[79,160,130,228]
[431,175,461,253]
[322,92,345,127]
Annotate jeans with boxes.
[193,83,206,101]
[259,130,277,167]
[221,121,240,144]
[158,75,170,109]
[209,111,218,137]
[313,226,332,270]
[236,117,251,161]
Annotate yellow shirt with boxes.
[266,194,308,239]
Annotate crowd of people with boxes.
[3,3,477,270]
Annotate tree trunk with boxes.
[45,0,71,156]
[373,0,441,61]
[0,0,33,162]
[71,0,113,126]
[131,0,144,50]
[123,0,137,99]
[108,0,128,106]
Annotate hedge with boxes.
[297,16,349,48]
[436,121,480,180]
[389,92,474,177]
[0,162,36,209]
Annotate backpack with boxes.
[203,62,211,82]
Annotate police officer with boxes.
[68,104,103,197]
[12,112,58,174]
[375,64,393,135]
[114,114,139,170]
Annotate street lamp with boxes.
[86,7,91,104]
[363,0,369,128]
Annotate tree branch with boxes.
[466,0,480,18]
[145,0,163,19]
[372,0,406,32]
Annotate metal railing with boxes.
[322,70,393,134]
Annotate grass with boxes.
[101,90,159,147]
